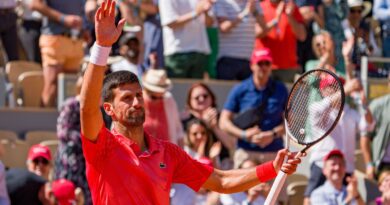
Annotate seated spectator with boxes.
[219,159,269,205]
[255,0,307,82]
[310,149,365,205]
[27,144,53,181]
[47,179,84,205]
[110,32,142,77]
[182,83,235,167]
[171,119,222,205]
[6,144,53,205]
[142,69,184,145]
[374,171,390,205]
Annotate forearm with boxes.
[219,117,245,140]
[360,137,373,164]
[212,127,236,150]
[287,15,306,41]
[203,161,276,193]
[218,12,247,33]
[30,0,63,23]
[255,16,278,38]
[166,11,200,29]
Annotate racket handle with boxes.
[264,170,287,205]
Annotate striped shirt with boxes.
[214,0,263,60]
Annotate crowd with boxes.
[0,0,390,204]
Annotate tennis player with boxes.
[80,0,302,204]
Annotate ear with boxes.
[103,102,115,117]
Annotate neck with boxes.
[114,122,147,151]
[253,76,269,89]
[330,180,344,191]
[349,18,360,28]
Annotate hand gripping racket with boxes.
[264,69,345,205]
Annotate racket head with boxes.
[284,69,345,147]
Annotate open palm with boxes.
[95,0,125,47]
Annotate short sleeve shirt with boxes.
[81,125,213,205]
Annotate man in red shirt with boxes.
[80,1,302,204]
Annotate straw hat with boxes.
[142,69,172,93]
[348,0,372,17]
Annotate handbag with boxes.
[232,81,275,129]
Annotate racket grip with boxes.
[264,170,287,205]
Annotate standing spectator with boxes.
[0,0,19,62]
[110,32,141,76]
[214,0,268,80]
[373,0,390,59]
[31,0,90,107]
[0,161,9,205]
[256,0,307,82]
[19,0,42,63]
[55,71,92,205]
[305,31,337,71]
[360,74,390,180]
[219,48,288,169]
[118,0,164,72]
[142,69,184,145]
[304,77,375,204]
[159,0,213,78]
[310,149,365,205]
[374,171,390,205]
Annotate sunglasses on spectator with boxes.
[350,9,363,14]
[33,158,49,165]
[257,61,271,66]
[193,94,209,101]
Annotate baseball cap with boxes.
[51,179,76,205]
[319,75,345,90]
[28,144,52,161]
[251,48,273,65]
[323,149,345,161]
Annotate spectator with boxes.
[19,0,42,63]
[0,0,19,62]
[0,160,10,205]
[118,0,164,72]
[55,71,92,205]
[31,0,91,107]
[219,159,269,205]
[310,149,365,205]
[255,0,307,82]
[110,32,141,76]
[304,77,375,204]
[305,31,337,72]
[47,179,84,205]
[219,48,288,169]
[374,170,390,205]
[373,0,390,59]
[159,0,213,78]
[214,0,268,80]
[360,74,390,180]
[6,144,52,205]
[171,119,222,205]
[182,83,236,167]
[142,69,184,145]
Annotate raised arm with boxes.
[80,0,125,141]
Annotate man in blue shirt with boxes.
[310,149,364,205]
[219,47,288,169]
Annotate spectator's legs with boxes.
[165,52,206,79]
[19,20,42,63]
[189,53,207,79]
[216,57,251,80]
[41,65,60,107]
[0,11,19,61]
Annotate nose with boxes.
[133,96,143,108]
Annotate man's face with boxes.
[27,157,51,180]
[251,60,272,81]
[323,156,346,184]
[104,83,145,127]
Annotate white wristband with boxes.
[89,43,111,66]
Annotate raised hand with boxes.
[95,0,126,47]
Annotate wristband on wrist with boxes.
[59,14,66,25]
[89,43,112,66]
[366,161,374,168]
[256,161,277,182]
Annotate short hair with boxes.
[102,71,140,102]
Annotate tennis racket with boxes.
[264,69,345,205]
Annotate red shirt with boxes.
[143,98,170,142]
[81,126,213,205]
[255,0,304,69]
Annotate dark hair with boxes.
[184,119,214,157]
[102,71,140,102]
[186,83,217,110]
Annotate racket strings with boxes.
[286,71,344,145]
